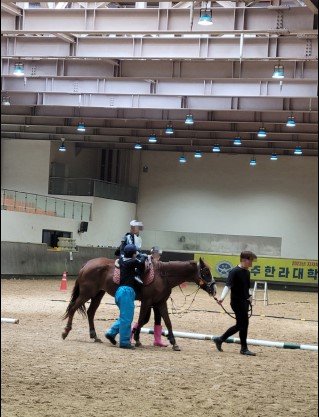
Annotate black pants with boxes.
[220,301,250,349]
[144,305,162,326]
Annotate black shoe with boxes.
[120,344,136,350]
[105,333,117,346]
[213,337,223,352]
[240,349,256,356]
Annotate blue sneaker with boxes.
[105,333,117,345]
[120,344,136,350]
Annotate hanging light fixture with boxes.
[286,115,296,127]
[185,114,194,125]
[179,155,187,163]
[198,7,213,25]
[272,64,285,79]
[212,144,220,153]
[194,150,202,158]
[294,146,302,155]
[148,133,157,143]
[1,96,10,106]
[257,127,267,138]
[13,62,25,76]
[59,138,66,152]
[250,157,257,166]
[233,136,242,146]
[165,123,174,135]
[134,143,143,150]
[270,153,278,161]
[77,121,86,132]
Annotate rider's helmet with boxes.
[124,244,137,257]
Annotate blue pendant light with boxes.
[250,157,257,166]
[59,138,66,152]
[134,143,142,150]
[286,115,296,127]
[148,133,157,143]
[270,153,278,161]
[77,121,86,132]
[294,146,302,155]
[13,62,25,76]
[198,8,213,25]
[212,144,221,153]
[165,124,174,135]
[179,155,187,163]
[185,114,194,125]
[194,150,202,158]
[233,136,242,146]
[272,64,284,79]
[257,127,267,138]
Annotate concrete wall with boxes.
[137,151,318,260]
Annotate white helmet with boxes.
[130,219,144,228]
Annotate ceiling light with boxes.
[250,157,257,166]
[165,124,174,135]
[59,138,66,152]
[179,155,187,163]
[77,121,86,132]
[212,144,220,153]
[194,150,202,158]
[185,114,194,125]
[198,8,213,25]
[233,136,242,146]
[13,62,24,76]
[257,127,267,138]
[134,143,142,150]
[1,96,10,106]
[294,146,302,155]
[272,64,284,79]
[270,153,278,161]
[148,133,157,143]
[286,115,296,127]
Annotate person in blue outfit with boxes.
[105,244,145,349]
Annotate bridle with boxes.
[197,264,216,296]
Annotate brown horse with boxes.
[62,257,216,350]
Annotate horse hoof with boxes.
[94,338,103,343]
[135,341,142,347]
[173,345,181,351]
[62,332,67,340]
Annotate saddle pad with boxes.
[113,263,155,287]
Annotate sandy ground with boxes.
[1,279,318,417]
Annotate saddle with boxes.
[113,257,155,287]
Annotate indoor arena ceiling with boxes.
[1,0,318,157]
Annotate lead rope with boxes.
[213,296,253,319]
[169,285,201,317]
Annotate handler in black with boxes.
[213,251,257,356]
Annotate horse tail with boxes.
[62,278,87,320]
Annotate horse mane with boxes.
[158,260,197,278]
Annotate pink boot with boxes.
[153,325,168,347]
[130,322,138,343]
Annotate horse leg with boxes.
[62,297,87,340]
[157,302,181,351]
[87,290,105,343]
[133,303,152,347]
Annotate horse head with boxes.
[197,257,217,297]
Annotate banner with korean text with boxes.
[194,254,318,286]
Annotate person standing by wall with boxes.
[105,244,144,349]
[213,251,257,356]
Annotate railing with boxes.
[1,188,92,221]
[49,177,138,203]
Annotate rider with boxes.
[105,243,144,349]
[131,246,169,347]
[119,219,146,284]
